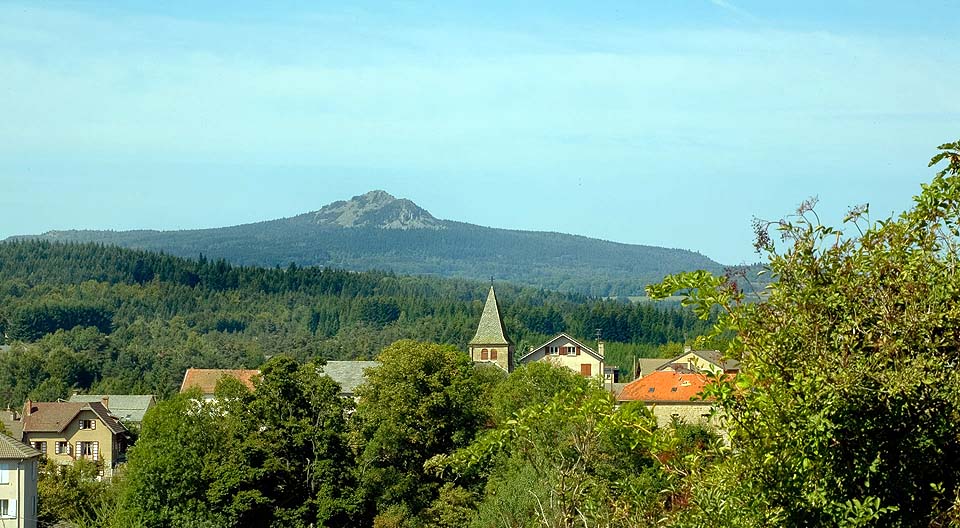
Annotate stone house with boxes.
[617,371,722,428]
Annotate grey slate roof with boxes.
[68,394,156,423]
[322,361,380,395]
[469,286,512,346]
[0,432,41,459]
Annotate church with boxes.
[468,286,605,378]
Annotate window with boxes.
[79,419,96,430]
[480,349,489,360]
[548,346,560,355]
[580,364,592,376]
[566,346,576,355]
[55,441,70,455]
[490,349,498,360]
[0,498,14,519]
[0,463,9,484]
[647,387,655,393]
[77,441,100,461]
[31,441,46,456]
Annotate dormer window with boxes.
[79,419,96,430]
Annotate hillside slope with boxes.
[10,190,729,296]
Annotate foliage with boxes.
[648,140,960,527]
[352,340,492,525]
[37,458,119,527]
[117,356,357,528]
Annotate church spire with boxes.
[469,286,514,372]
[470,286,512,346]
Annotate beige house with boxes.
[635,348,740,379]
[519,333,605,378]
[18,400,129,479]
[0,434,40,528]
[468,286,515,372]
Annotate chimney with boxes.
[101,396,110,409]
[598,341,605,358]
[25,399,33,416]
[684,345,692,353]
[72,388,81,397]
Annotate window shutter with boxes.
[91,419,96,430]
[93,442,99,461]
[0,464,8,484]
[77,442,82,458]
[8,499,15,519]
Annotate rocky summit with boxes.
[306,190,445,230]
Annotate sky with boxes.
[2,1,958,264]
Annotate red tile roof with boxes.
[180,368,260,394]
[618,371,713,403]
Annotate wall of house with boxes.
[520,337,603,378]
[645,402,720,428]
[23,410,118,478]
[0,457,38,528]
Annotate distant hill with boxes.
[8,190,741,296]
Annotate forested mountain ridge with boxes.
[8,190,731,296]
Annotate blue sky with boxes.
[2,1,958,264]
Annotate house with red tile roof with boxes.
[618,371,724,429]
[180,368,260,401]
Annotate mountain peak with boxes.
[308,190,444,230]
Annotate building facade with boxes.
[0,434,40,528]
[19,401,129,479]
[518,333,605,378]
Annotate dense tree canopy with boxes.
[648,140,960,526]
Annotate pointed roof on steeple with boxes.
[469,286,512,346]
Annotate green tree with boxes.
[648,141,960,527]
[352,340,489,526]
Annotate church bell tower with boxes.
[469,286,514,372]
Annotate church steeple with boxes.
[469,286,514,372]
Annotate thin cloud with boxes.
[708,0,761,22]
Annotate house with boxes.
[518,333,605,378]
[617,371,721,428]
[468,286,515,372]
[0,433,40,528]
[67,395,156,425]
[180,369,260,401]
[18,400,129,479]
[635,348,740,379]
[321,361,380,398]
